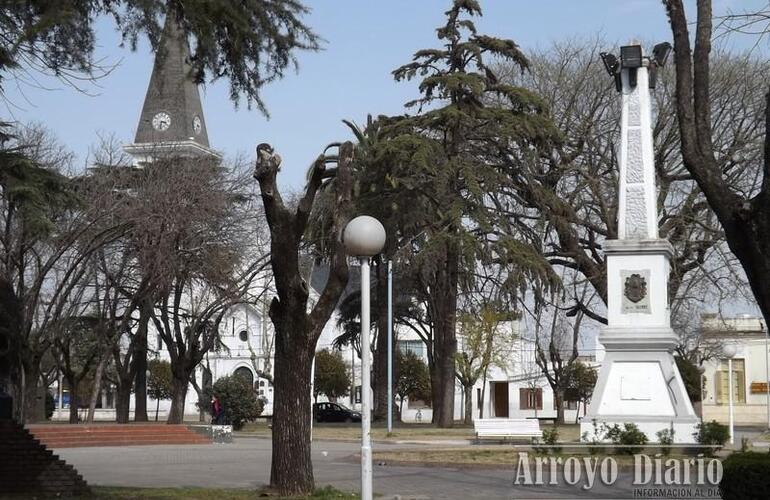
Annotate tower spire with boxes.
[125,14,218,162]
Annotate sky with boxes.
[2,0,767,192]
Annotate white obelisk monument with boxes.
[581,45,698,443]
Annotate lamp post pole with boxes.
[759,321,770,430]
[387,259,393,434]
[728,357,734,445]
[343,215,386,500]
[723,343,737,446]
[359,256,373,500]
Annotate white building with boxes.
[700,314,770,426]
[458,321,599,424]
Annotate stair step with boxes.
[25,423,213,448]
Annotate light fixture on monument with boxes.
[343,215,386,500]
[580,43,699,444]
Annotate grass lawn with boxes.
[90,485,357,499]
[238,422,582,443]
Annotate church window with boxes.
[239,330,249,342]
[234,367,254,387]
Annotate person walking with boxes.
[210,395,223,425]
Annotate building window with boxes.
[715,359,746,404]
[398,340,426,358]
[519,388,543,410]
[477,388,481,410]
[238,330,249,342]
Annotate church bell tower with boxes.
[124,15,220,163]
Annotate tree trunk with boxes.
[133,301,151,422]
[373,260,389,421]
[270,319,314,495]
[20,361,43,424]
[68,381,79,424]
[430,241,459,428]
[254,140,353,496]
[555,388,565,425]
[167,372,189,424]
[463,384,473,425]
[429,360,442,424]
[479,372,488,419]
[114,377,131,424]
[87,354,107,423]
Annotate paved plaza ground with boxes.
[48,424,769,498]
[52,436,687,499]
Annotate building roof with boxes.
[132,15,210,149]
[702,313,765,339]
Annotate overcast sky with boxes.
[2,0,767,192]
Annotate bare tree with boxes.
[495,39,762,323]
[253,142,353,495]
[663,0,770,324]
[0,124,127,422]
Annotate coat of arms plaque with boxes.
[624,273,647,303]
[620,269,651,313]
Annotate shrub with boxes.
[656,428,675,456]
[694,420,729,455]
[605,423,648,455]
[581,419,606,455]
[200,375,264,430]
[719,452,770,500]
[535,427,561,453]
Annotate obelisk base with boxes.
[581,344,698,444]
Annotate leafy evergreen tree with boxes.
[396,350,431,410]
[313,349,349,402]
[0,1,320,111]
[147,359,173,421]
[380,0,558,426]
[202,374,264,430]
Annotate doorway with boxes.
[492,382,509,418]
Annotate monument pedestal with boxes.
[580,349,698,443]
[581,240,698,443]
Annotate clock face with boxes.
[152,112,171,131]
[192,116,202,135]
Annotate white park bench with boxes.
[473,418,542,443]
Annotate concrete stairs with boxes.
[0,419,91,497]
[26,423,212,448]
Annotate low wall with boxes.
[702,403,770,425]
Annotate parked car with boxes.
[313,402,361,423]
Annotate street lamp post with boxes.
[723,343,737,445]
[387,259,393,434]
[343,215,386,500]
[763,320,769,430]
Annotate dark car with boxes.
[313,402,361,423]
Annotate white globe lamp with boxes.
[343,216,386,257]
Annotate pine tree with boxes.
[384,0,558,426]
